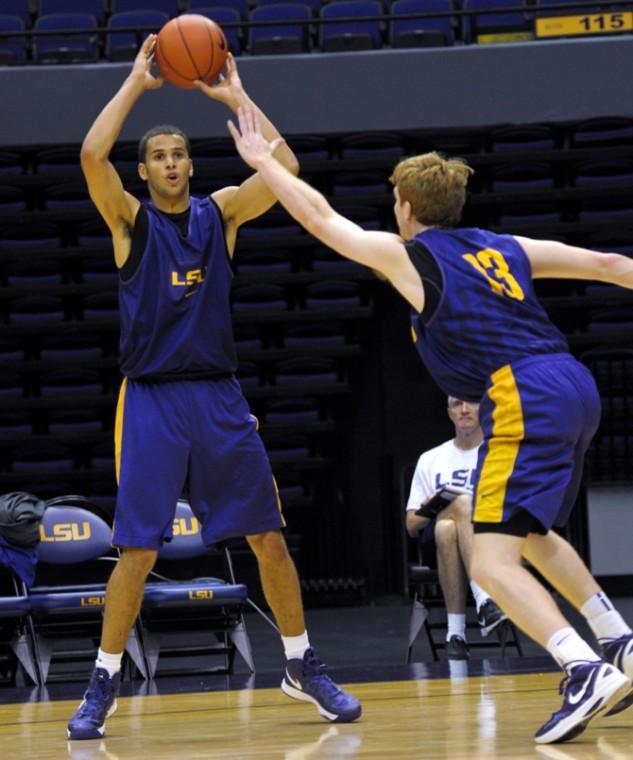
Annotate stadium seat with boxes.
[38,0,106,25]
[0,15,27,64]
[489,162,556,191]
[193,6,243,52]
[2,1,30,28]
[249,4,312,55]
[106,10,169,61]
[319,0,383,51]
[191,0,249,21]
[462,0,531,42]
[111,0,180,16]
[139,500,256,676]
[489,124,557,151]
[390,0,455,48]
[32,13,99,64]
[570,117,633,147]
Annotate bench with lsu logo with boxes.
[26,497,147,684]
[139,500,253,678]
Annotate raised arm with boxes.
[80,35,163,268]
[195,54,299,250]
[516,236,633,289]
[227,105,425,310]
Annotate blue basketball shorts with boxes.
[472,353,600,531]
[112,376,285,549]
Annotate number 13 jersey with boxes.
[408,227,568,401]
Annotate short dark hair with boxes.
[138,125,191,162]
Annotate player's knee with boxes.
[247,529,290,564]
[118,546,158,579]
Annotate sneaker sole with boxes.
[280,679,361,723]
[605,682,633,716]
[534,674,631,744]
[67,700,118,740]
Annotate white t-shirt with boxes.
[406,439,481,512]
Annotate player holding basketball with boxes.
[67,37,360,740]
[228,106,633,744]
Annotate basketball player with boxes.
[67,38,360,740]
[228,105,633,744]
[406,397,507,659]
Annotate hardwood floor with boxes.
[1,671,631,759]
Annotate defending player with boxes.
[228,105,633,744]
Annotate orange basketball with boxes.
[155,14,228,89]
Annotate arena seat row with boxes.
[0,0,615,63]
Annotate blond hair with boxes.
[389,152,473,227]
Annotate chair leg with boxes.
[9,628,39,685]
[229,614,255,673]
[124,625,148,679]
[407,594,437,663]
[138,625,161,680]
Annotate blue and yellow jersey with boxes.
[409,227,568,400]
[118,196,237,379]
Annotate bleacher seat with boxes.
[319,0,383,51]
[2,1,30,28]
[190,0,249,19]
[38,0,106,25]
[106,10,169,61]
[462,0,531,42]
[194,6,243,52]
[249,4,312,55]
[0,15,27,64]
[33,13,99,64]
[390,0,455,48]
[111,0,180,16]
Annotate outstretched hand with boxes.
[131,34,163,90]
[194,53,243,106]
[227,105,284,170]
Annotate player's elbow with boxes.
[286,154,300,177]
[80,139,108,168]
[600,252,625,282]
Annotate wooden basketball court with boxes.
[1,666,631,759]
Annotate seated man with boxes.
[405,396,506,659]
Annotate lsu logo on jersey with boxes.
[39,522,91,542]
[171,268,205,287]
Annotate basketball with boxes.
[155,15,228,89]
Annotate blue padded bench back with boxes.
[37,505,112,564]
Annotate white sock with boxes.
[546,627,601,670]
[470,581,489,612]
[447,613,466,641]
[282,631,310,661]
[580,592,632,643]
[96,648,123,677]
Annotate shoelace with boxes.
[302,651,342,698]
[558,660,594,696]
[79,673,114,718]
